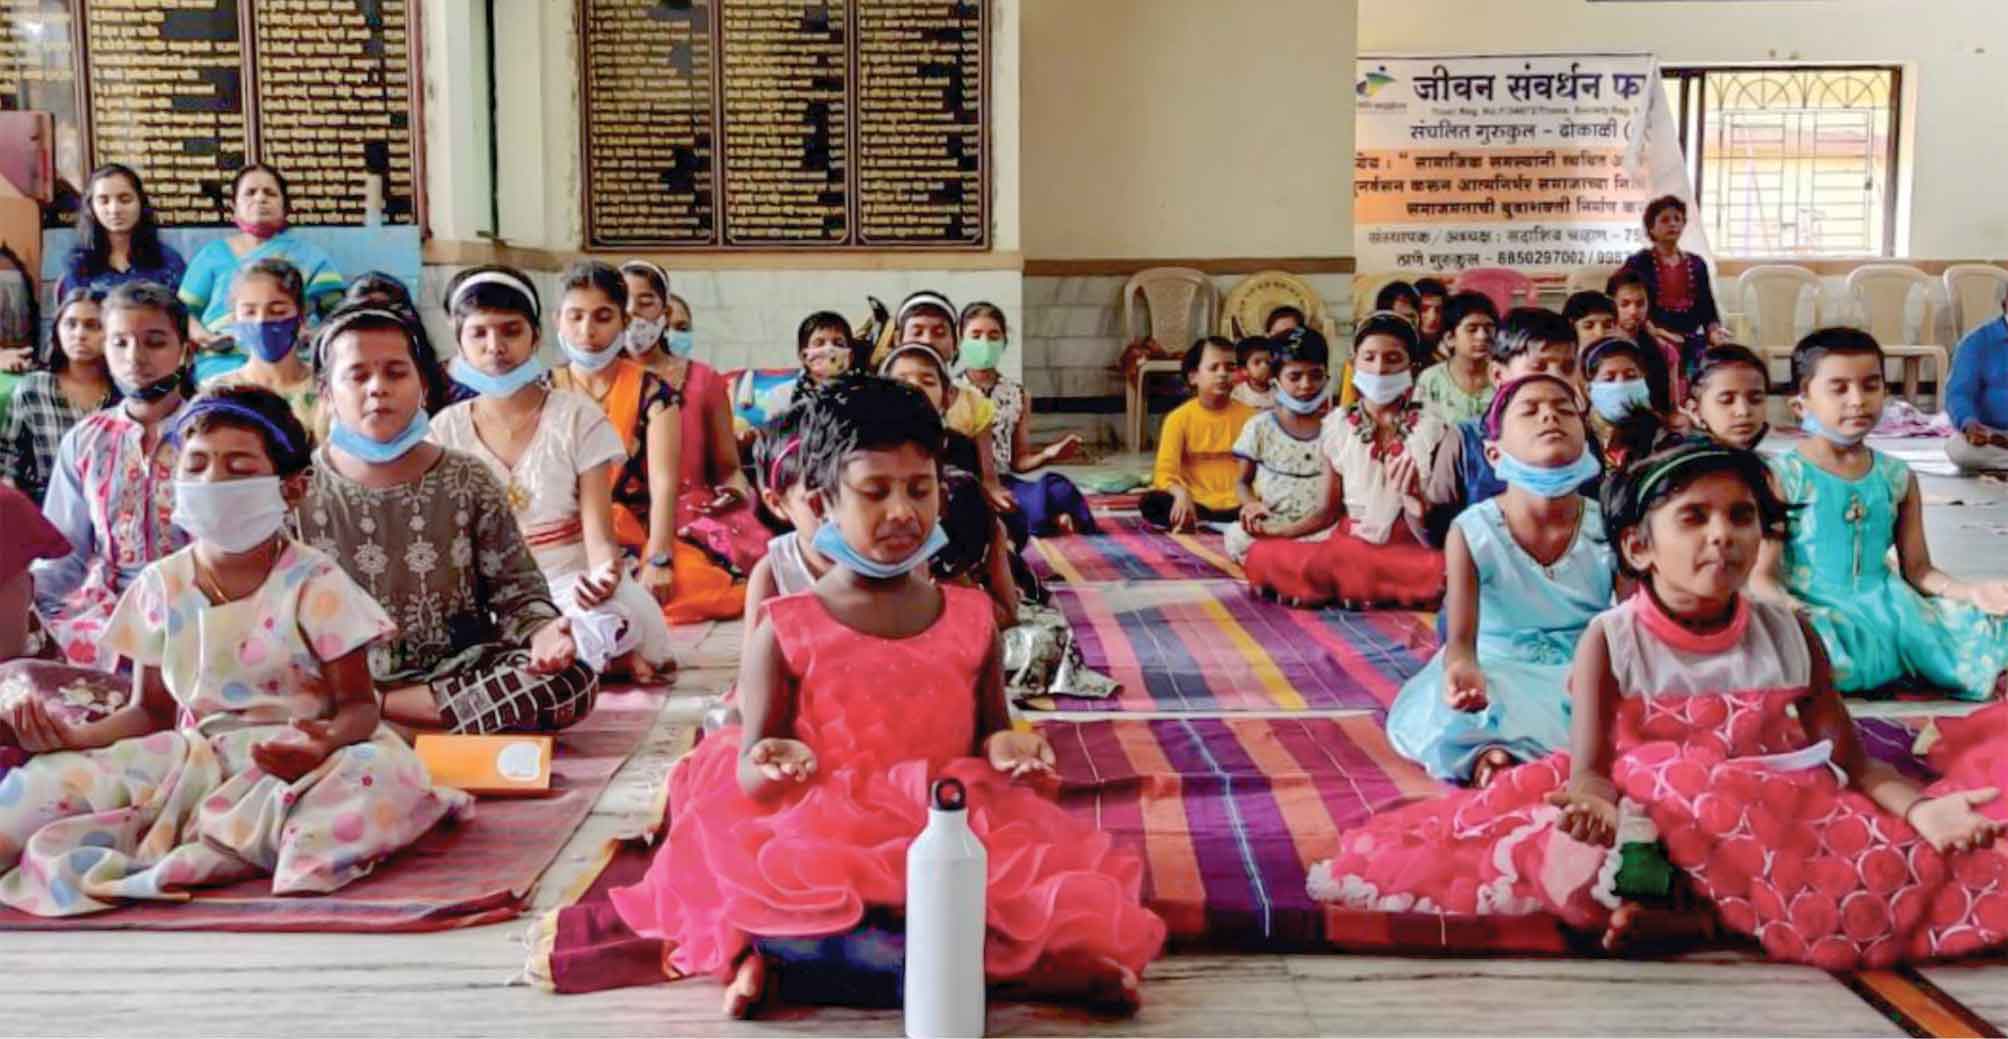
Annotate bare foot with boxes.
[1001,953,1141,1016]
[1602,900,1720,957]
[1469,747,1516,789]
[1056,513,1077,535]
[722,952,769,1019]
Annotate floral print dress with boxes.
[0,541,471,915]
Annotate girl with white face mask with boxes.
[0,385,471,916]
[1244,312,1450,610]
[430,262,676,681]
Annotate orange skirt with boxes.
[614,507,745,625]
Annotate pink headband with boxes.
[766,436,802,490]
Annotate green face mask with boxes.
[959,336,1004,372]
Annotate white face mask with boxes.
[1352,368,1414,405]
[624,316,665,356]
[173,477,288,554]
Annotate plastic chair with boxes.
[1452,267,1540,316]
[1121,267,1218,454]
[1943,265,2008,340]
[1846,264,1948,407]
[1566,265,1622,297]
[1736,265,1823,349]
[1218,269,1341,345]
[1351,270,1432,327]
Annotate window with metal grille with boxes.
[1662,66,1902,258]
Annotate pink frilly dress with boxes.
[609,584,1166,979]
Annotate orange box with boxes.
[414,733,554,797]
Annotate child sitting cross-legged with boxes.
[1227,326,1336,563]
[0,386,470,915]
[1245,313,1447,609]
[606,374,1164,1018]
[1757,327,2008,701]
[1384,375,1614,788]
[1314,440,2007,966]
[1140,336,1255,532]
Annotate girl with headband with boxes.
[616,259,766,579]
[1243,312,1448,609]
[32,280,195,670]
[0,385,469,916]
[1315,439,2008,968]
[1384,374,1613,788]
[295,301,597,735]
[431,261,676,681]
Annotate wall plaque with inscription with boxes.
[251,0,419,225]
[2,0,421,227]
[82,0,250,225]
[580,0,987,250]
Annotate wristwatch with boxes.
[648,551,674,568]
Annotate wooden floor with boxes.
[6,436,2008,1036]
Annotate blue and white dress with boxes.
[1386,497,1615,781]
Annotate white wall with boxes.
[1020,0,1359,259]
[1357,0,2008,258]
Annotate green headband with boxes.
[1634,444,1740,505]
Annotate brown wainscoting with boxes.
[1022,257,1357,277]
[423,240,1026,272]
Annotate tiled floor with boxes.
[5,435,2006,1036]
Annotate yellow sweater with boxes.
[1152,397,1256,511]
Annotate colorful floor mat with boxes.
[1023,579,1435,713]
[1025,514,1245,584]
[0,689,668,933]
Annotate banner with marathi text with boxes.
[1353,52,1706,277]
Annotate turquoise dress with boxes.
[1387,497,1615,781]
[1772,449,2008,701]
[178,232,345,384]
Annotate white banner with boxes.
[1353,52,1707,277]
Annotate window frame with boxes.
[1661,63,1905,258]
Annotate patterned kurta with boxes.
[291,447,561,687]
[31,401,190,670]
[0,541,471,915]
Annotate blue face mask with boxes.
[450,355,548,398]
[1492,447,1602,499]
[1799,409,1870,447]
[664,329,696,358]
[1352,368,1413,405]
[329,408,431,464]
[234,316,302,364]
[559,334,621,373]
[1588,379,1652,422]
[1275,381,1332,416]
[810,519,949,580]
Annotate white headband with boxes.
[896,292,956,328]
[619,260,672,294]
[448,270,540,318]
[879,342,948,377]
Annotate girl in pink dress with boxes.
[1309,440,2005,968]
[609,374,1164,1018]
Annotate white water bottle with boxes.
[905,777,987,1039]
